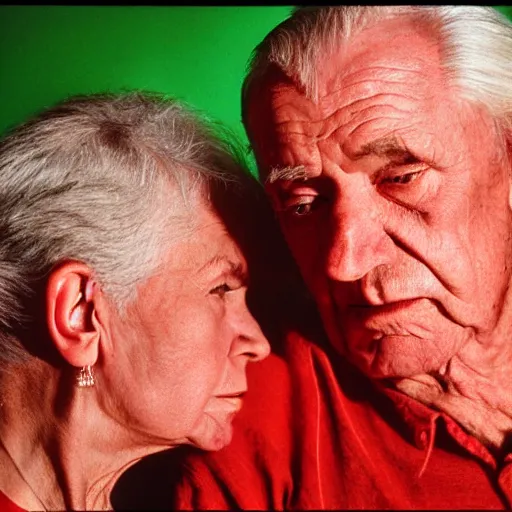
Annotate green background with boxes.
[1,6,511,175]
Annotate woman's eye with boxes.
[210,283,232,297]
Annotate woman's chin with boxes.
[188,415,235,452]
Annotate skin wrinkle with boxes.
[358,136,416,161]
[270,72,424,140]
[333,159,473,308]
[247,14,512,452]
[330,91,419,116]
[273,96,417,144]
[345,113,420,143]
[344,117,415,145]
[318,58,435,97]
[324,110,414,151]
[399,359,512,441]
[89,204,269,451]
[295,145,471,317]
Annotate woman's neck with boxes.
[0,359,164,511]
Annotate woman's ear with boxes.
[46,261,101,368]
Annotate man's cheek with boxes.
[342,298,473,374]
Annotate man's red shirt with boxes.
[169,329,512,509]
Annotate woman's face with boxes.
[97,204,270,451]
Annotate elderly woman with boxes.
[0,92,270,511]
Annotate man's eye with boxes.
[210,283,232,297]
[292,202,313,216]
[376,168,435,209]
[381,171,422,185]
[278,196,320,218]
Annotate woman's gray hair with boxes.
[242,6,512,138]
[0,91,249,363]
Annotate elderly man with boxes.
[148,5,512,509]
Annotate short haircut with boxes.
[0,91,250,363]
[242,6,512,140]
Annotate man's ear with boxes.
[46,261,101,368]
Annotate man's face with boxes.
[246,17,512,379]
[99,204,269,451]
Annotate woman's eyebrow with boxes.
[201,255,248,281]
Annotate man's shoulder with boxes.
[220,326,353,453]
[242,325,335,409]
[168,331,338,509]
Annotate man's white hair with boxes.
[0,92,248,363]
[242,6,512,138]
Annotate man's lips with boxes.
[347,298,427,314]
[341,297,441,336]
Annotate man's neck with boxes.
[394,346,512,457]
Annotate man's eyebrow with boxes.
[265,138,415,185]
[266,165,309,184]
[353,135,415,163]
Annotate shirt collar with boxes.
[376,381,498,470]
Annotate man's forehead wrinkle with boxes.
[269,73,423,136]
[326,69,429,98]
[344,115,408,146]
[315,34,440,109]
[318,59,434,100]
[270,99,333,134]
[355,64,431,74]
[327,83,419,107]
[316,95,417,149]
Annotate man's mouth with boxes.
[349,297,426,314]
[343,297,439,338]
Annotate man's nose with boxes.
[324,187,397,282]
